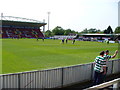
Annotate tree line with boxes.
[44,26,120,37]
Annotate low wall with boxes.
[0,59,120,89]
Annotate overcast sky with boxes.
[0,0,119,32]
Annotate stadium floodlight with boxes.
[47,12,50,31]
[43,19,45,33]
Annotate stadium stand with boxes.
[2,27,44,38]
[0,15,46,38]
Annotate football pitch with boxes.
[1,39,118,74]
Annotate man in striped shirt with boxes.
[103,50,118,81]
[93,51,106,85]
[104,50,118,69]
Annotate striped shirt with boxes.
[94,56,106,72]
[104,54,112,66]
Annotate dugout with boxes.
[0,15,47,38]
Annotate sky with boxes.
[0,0,119,32]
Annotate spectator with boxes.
[93,51,106,85]
[103,50,118,81]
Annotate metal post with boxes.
[111,60,114,74]
[43,19,45,37]
[47,12,50,31]
[61,68,64,88]
[118,1,120,26]
[1,13,3,20]
[2,75,4,89]
[18,74,21,90]
[113,83,119,90]
[91,63,94,80]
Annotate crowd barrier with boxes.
[0,59,120,89]
[85,78,120,90]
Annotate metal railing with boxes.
[0,59,120,89]
[85,78,120,90]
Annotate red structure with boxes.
[0,16,46,38]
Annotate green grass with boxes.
[2,39,118,74]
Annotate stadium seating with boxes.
[2,27,44,38]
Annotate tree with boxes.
[104,29,107,34]
[104,26,113,34]
[64,29,78,35]
[51,26,79,36]
[45,30,53,37]
[52,26,64,35]
[97,29,101,33]
[88,28,97,33]
[64,29,72,35]
[81,28,88,33]
[114,26,120,34]
[80,28,102,34]
[107,26,113,34]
